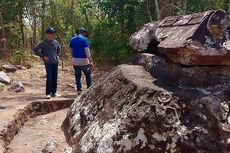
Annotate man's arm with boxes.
[85,47,93,63]
[57,42,61,58]
[82,38,93,63]
[33,42,44,57]
[69,40,73,56]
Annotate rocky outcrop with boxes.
[130,10,230,66]
[63,10,230,153]
[133,53,230,88]
[1,64,17,73]
[62,64,230,153]
[0,71,10,85]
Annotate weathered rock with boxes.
[42,140,60,153]
[0,71,10,85]
[8,83,25,93]
[42,140,73,153]
[0,83,5,91]
[130,21,159,53]
[133,53,230,88]
[1,64,17,73]
[130,10,230,66]
[62,64,230,153]
[64,147,73,153]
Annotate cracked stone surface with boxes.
[62,64,230,153]
[130,10,230,66]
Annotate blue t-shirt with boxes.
[70,35,89,58]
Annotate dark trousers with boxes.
[45,64,58,95]
[74,65,91,91]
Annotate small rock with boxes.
[64,147,73,153]
[0,71,11,85]
[1,64,17,73]
[227,138,230,144]
[42,140,57,153]
[8,83,25,93]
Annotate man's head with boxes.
[45,27,56,40]
[77,28,87,37]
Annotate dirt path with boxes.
[8,109,70,153]
[0,61,76,133]
[0,60,105,152]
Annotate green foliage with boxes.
[11,50,32,65]
[0,0,30,23]
[90,21,133,66]
[1,0,230,67]
[0,83,5,92]
[187,0,225,13]
[88,0,156,66]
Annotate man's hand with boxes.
[89,62,94,71]
[43,56,49,62]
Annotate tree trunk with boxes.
[146,0,153,21]
[19,11,25,46]
[157,0,172,19]
[41,0,45,40]
[154,0,160,19]
[49,0,57,26]
[184,0,188,15]
[0,11,7,55]
[32,1,37,47]
[71,0,76,32]
[224,0,229,15]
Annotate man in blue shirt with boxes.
[70,28,93,95]
[33,27,61,99]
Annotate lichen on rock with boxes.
[62,64,230,153]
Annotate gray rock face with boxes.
[42,140,61,153]
[62,64,230,153]
[132,53,230,88]
[0,71,10,85]
[130,10,230,66]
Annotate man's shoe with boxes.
[46,94,51,99]
[77,90,82,95]
[51,93,61,97]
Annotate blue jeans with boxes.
[74,65,91,91]
[45,64,58,95]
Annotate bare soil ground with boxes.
[8,109,70,153]
[0,60,76,132]
[0,59,104,152]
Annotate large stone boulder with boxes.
[132,53,230,88]
[0,71,10,85]
[130,10,230,66]
[62,64,230,153]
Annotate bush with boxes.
[90,22,133,68]
[11,50,32,66]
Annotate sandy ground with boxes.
[0,60,77,132]
[8,109,70,153]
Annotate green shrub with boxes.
[0,83,5,92]
[90,22,133,68]
[11,50,32,65]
